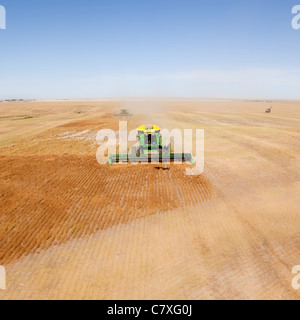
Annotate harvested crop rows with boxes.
[0,155,213,265]
[0,100,300,300]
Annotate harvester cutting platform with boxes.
[109,125,194,165]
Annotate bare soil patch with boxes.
[0,155,213,265]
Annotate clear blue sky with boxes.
[0,0,299,99]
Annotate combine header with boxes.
[109,125,194,165]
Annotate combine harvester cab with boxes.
[109,125,194,165]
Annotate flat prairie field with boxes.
[0,100,299,300]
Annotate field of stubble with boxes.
[0,100,299,300]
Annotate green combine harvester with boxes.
[109,125,194,165]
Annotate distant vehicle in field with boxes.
[265,106,272,113]
[115,108,132,116]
